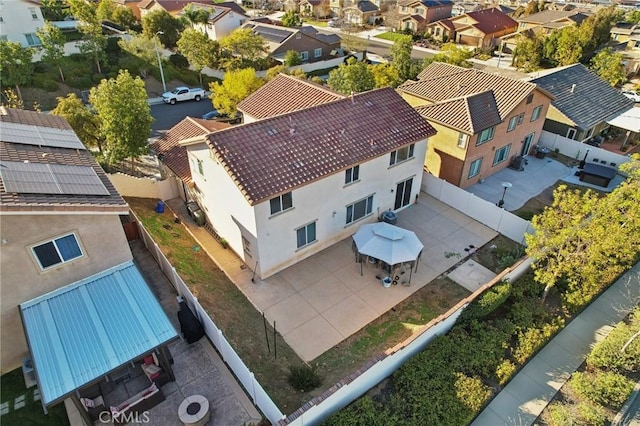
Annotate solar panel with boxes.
[253,26,292,43]
[0,161,109,195]
[1,122,86,150]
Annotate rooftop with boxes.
[461,7,518,34]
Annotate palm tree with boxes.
[182,4,210,30]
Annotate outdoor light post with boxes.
[497,181,512,208]
[579,148,591,169]
[154,31,167,93]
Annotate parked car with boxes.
[162,87,206,105]
[214,112,243,125]
[202,110,220,120]
[328,18,342,27]
[622,91,640,103]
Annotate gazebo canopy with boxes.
[353,222,424,266]
[20,261,178,408]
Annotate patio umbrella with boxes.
[352,222,424,282]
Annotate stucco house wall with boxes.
[0,0,44,47]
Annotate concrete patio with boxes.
[171,194,498,362]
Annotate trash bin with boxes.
[381,210,398,225]
[155,200,165,213]
[535,146,550,159]
[192,209,206,226]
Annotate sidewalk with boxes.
[472,261,640,426]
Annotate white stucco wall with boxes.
[0,0,44,47]
[198,13,246,40]
[188,139,428,279]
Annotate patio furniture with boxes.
[580,163,617,187]
[110,383,165,424]
[178,394,210,426]
[141,353,171,388]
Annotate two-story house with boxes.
[187,2,249,40]
[426,7,517,48]
[397,62,554,188]
[343,1,380,25]
[0,0,43,47]
[299,0,333,18]
[397,0,453,32]
[179,87,436,279]
[240,22,341,63]
[138,0,196,16]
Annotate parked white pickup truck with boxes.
[162,87,205,105]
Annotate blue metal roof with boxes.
[20,261,178,406]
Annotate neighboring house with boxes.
[397,62,554,188]
[609,22,640,75]
[426,7,517,48]
[138,0,197,16]
[153,117,231,201]
[425,18,456,41]
[299,0,332,17]
[529,63,634,142]
[113,0,144,19]
[451,2,481,17]
[516,9,589,34]
[241,22,341,63]
[0,0,43,47]
[397,0,453,32]
[343,1,380,25]
[0,107,133,372]
[179,87,436,279]
[187,2,249,40]
[237,73,344,123]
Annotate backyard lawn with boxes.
[126,197,518,415]
[375,32,409,42]
[0,369,69,426]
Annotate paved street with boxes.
[150,101,214,137]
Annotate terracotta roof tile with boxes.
[416,90,502,134]
[207,88,437,205]
[400,62,537,119]
[464,8,518,34]
[238,74,344,120]
[152,117,230,184]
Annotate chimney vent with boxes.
[571,84,576,93]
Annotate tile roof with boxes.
[352,1,379,12]
[298,26,341,44]
[0,108,128,214]
[152,117,230,184]
[400,62,538,119]
[139,0,201,12]
[415,90,502,134]
[237,74,344,119]
[518,9,586,24]
[206,88,437,205]
[463,8,518,34]
[529,63,634,130]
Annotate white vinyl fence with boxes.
[135,221,285,424]
[107,173,178,201]
[538,130,631,169]
[421,172,534,244]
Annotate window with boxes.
[517,113,524,125]
[468,158,482,178]
[296,221,316,248]
[29,7,38,19]
[531,105,543,121]
[24,33,41,46]
[493,144,511,166]
[345,165,360,184]
[270,192,293,215]
[585,128,594,139]
[526,93,534,104]
[457,133,468,148]
[32,233,83,270]
[477,127,495,145]
[346,195,373,225]
[314,48,322,58]
[300,51,308,61]
[197,159,204,176]
[567,128,576,139]
[389,143,415,166]
[507,116,518,132]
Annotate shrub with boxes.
[513,318,564,364]
[459,281,511,322]
[507,299,549,329]
[547,402,577,426]
[91,74,106,84]
[64,75,93,89]
[569,371,634,409]
[576,402,607,426]
[587,309,640,372]
[169,53,189,69]
[454,373,492,412]
[32,75,59,91]
[496,359,517,385]
[287,364,322,392]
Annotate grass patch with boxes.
[472,235,524,274]
[375,32,408,42]
[301,19,327,27]
[1,369,69,426]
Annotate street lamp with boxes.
[154,31,167,93]
[497,181,512,208]
[579,148,591,169]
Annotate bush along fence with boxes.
[135,219,285,424]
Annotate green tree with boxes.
[371,63,400,88]
[209,68,265,115]
[627,10,640,24]
[524,0,542,16]
[0,40,34,102]
[552,25,583,66]
[40,0,70,21]
[341,26,367,52]
[220,28,268,67]
[181,4,210,29]
[69,0,107,73]
[424,43,473,67]
[283,50,302,66]
[142,9,184,48]
[590,48,626,86]
[281,10,302,27]
[112,6,137,29]
[118,35,162,78]
[177,29,220,85]
[89,70,154,165]
[1,89,24,109]
[52,93,105,154]
[37,22,66,83]
[512,33,544,72]
[96,0,116,22]
[327,57,375,94]
[389,34,420,82]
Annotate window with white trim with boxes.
[457,133,468,148]
[270,192,293,215]
[345,165,360,184]
[24,33,41,46]
[346,195,373,225]
[389,143,415,166]
[29,7,38,19]
[493,144,511,166]
[531,105,543,121]
[477,127,494,145]
[507,116,518,132]
[197,159,204,176]
[296,221,316,248]
[32,233,83,270]
[468,158,482,178]
[314,48,322,58]
[585,127,594,139]
[300,51,308,61]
